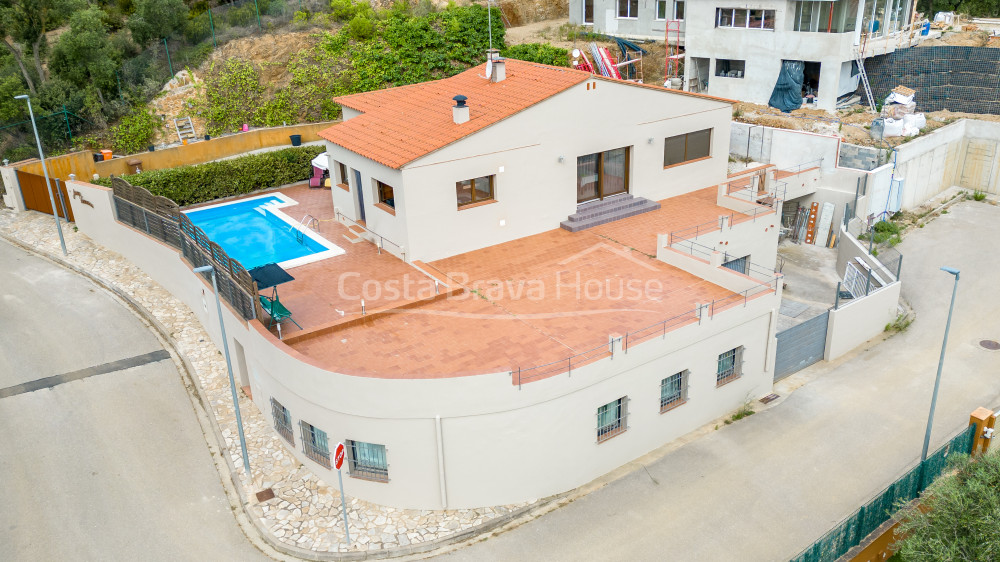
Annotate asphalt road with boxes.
[439,201,1000,561]
[0,239,269,561]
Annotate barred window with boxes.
[660,370,689,412]
[347,440,389,482]
[299,420,331,468]
[597,397,628,443]
[717,346,745,386]
[270,398,294,445]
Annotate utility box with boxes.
[100,149,113,161]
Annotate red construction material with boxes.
[596,47,621,79]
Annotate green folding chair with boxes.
[259,294,302,339]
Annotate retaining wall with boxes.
[65,179,779,510]
[864,46,1000,115]
[12,122,338,183]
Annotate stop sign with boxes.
[334,442,346,470]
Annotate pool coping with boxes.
[183,192,345,270]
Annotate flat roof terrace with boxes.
[273,187,773,381]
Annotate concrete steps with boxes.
[342,224,366,244]
[560,195,661,232]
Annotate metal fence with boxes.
[111,177,258,321]
[790,423,978,562]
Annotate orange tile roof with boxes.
[319,59,735,170]
[319,60,589,169]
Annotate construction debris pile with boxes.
[572,38,647,82]
[875,86,927,138]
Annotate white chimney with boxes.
[452,95,469,125]
[491,58,506,83]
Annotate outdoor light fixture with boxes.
[15,94,66,256]
[648,137,655,144]
[194,265,251,476]
[558,156,565,162]
[920,266,961,462]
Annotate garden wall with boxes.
[13,122,338,182]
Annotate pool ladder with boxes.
[299,214,319,231]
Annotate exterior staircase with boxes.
[560,194,660,232]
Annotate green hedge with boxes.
[96,146,324,207]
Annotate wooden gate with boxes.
[15,170,74,221]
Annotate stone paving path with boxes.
[0,209,531,555]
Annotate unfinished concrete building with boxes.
[568,0,927,111]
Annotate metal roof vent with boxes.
[453,95,469,125]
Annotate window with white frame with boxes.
[656,0,668,20]
[270,397,294,445]
[618,0,639,18]
[299,420,331,468]
[674,0,685,19]
[347,440,389,482]
[716,346,745,386]
[597,397,628,443]
[660,370,689,412]
[716,8,775,29]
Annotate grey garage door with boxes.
[774,310,829,381]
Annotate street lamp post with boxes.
[920,266,961,462]
[15,94,66,256]
[194,265,252,476]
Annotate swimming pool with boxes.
[183,193,344,270]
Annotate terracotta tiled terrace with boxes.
[244,185,776,381]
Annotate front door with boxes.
[583,0,594,24]
[353,169,365,222]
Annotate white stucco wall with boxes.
[67,179,779,510]
[395,79,732,262]
[825,280,901,361]
[324,143,409,259]
[1,166,24,210]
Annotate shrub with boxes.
[227,4,257,26]
[347,14,375,40]
[501,43,569,67]
[200,58,266,135]
[974,189,987,201]
[110,109,161,155]
[94,146,325,206]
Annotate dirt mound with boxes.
[917,30,992,47]
[497,0,568,26]
[147,30,330,146]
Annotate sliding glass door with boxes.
[577,146,631,203]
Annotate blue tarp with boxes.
[769,60,804,113]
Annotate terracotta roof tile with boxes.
[318,60,735,169]
[319,60,589,169]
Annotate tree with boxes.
[0,0,83,93]
[48,7,120,107]
[127,0,187,48]
[893,451,1000,561]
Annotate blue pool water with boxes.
[184,196,328,269]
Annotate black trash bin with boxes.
[289,134,302,146]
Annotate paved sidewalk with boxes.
[440,200,1000,561]
[0,209,531,556]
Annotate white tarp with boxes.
[310,152,329,171]
[886,91,914,105]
